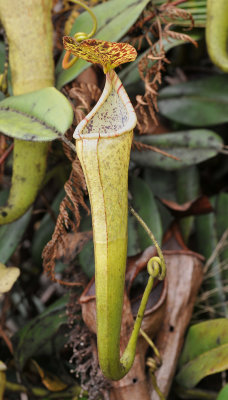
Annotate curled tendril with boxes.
[129,205,166,281]
[62,0,97,69]
[147,256,165,280]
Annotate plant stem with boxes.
[0,0,54,224]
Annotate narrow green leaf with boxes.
[78,215,95,279]
[216,193,228,265]
[176,344,228,389]
[178,319,228,368]
[13,296,69,369]
[143,168,177,201]
[56,0,150,88]
[0,42,5,74]
[131,130,223,170]
[127,214,141,256]
[158,75,228,126]
[129,176,162,251]
[176,319,228,389]
[0,87,73,141]
[79,239,95,279]
[176,166,200,243]
[0,208,32,264]
[217,384,228,400]
[143,168,176,231]
[195,198,227,316]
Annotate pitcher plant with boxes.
[206,0,228,72]
[63,36,166,380]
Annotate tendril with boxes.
[62,0,97,69]
[129,205,166,280]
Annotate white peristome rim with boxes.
[73,69,137,140]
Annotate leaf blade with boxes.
[0,87,73,141]
[158,75,228,126]
[131,130,223,170]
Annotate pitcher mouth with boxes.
[73,70,137,140]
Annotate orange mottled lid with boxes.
[63,36,137,73]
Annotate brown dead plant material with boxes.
[42,157,89,286]
[150,253,203,400]
[68,314,110,400]
[159,196,213,218]
[131,1,197,133]
[42,81,101,286]
[66,292,109,400]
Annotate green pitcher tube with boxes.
[74,69,162,380]
[206,0,228,72]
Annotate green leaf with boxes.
[176,319,228,389]
[158,75,228,126]
[0,42,5,74]
[13,296,69,369]
[127,213,141,256]
[131,130,223,170]
[129,176,162,252]
[79,239,95,279]
[177,344,228,389]
[176,166,200,243]
[217,384,228,400]
[56,0,150,88]
[0,87,73,141]
[216,193,228,265]
[195,197,227,315]
[0,207,32,264]
[31,189,66,266]
[78,215,95,279]
[179,319,228,367]
[143,168,176,232]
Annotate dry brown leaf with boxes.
[159,196,213,218]
[31,360,68,392]
[150,253,203,400]
[0,263,20,294]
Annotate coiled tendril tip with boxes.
[62,0,97,69]
[147,256,165,280]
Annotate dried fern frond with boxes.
[42,158,89,286]
[42,81,101,285]
[131,1,197,133]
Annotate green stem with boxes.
[206,0,228,72]
[0,0,54,224]
[0,141,48,224]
